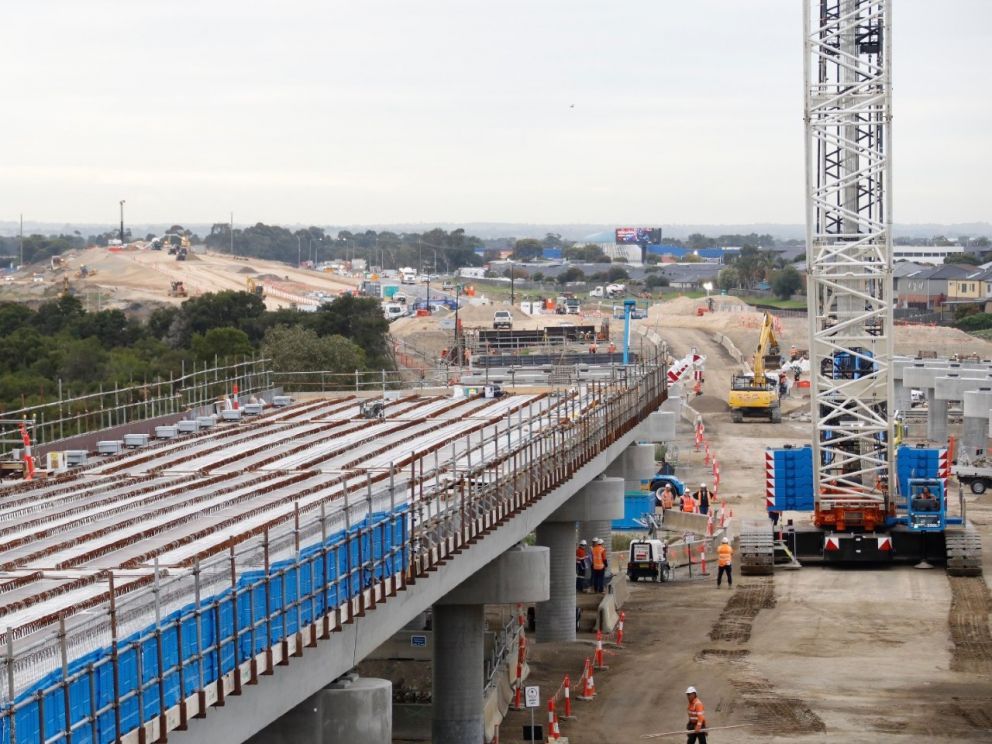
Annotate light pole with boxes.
[297,235,302,267]
[510,260,515,306]
[229,212,234,255]
[454,284,462,355]
[119,200,126,245]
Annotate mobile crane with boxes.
[728,312,782,423]
[740,0,981,576]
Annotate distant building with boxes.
[892,244,965,265]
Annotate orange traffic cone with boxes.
[699,544,710,576]
[578,659,596,700]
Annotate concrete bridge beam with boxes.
[432,545,549,744]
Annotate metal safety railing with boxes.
[0,356,667,744]
[0,358,273,457]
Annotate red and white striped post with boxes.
[615,611,625,648]
[594,630,607,669]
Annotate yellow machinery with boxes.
[246,277,264,297]
[728,311,782,423]
[168,281,188,298]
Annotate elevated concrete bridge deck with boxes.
[0,365,669,744]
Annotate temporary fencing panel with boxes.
[1,506,408,744]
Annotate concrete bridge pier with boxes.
[537,476,624,642]
[927,397,950,445]
[893,379,913,413]
[432,544,549,744]
[246,673,392,744]
[961,389,992,460]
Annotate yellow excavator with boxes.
[246,277,264,297]
[728,311,782,423]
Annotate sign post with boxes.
[525,685,540,741]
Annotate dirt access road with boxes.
[501,297,992,743]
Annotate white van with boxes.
[383,303,406,321]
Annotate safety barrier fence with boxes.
[0,358,272,457]
[271,369,450,394]
[0,358,667,744]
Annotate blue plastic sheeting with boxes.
[767,446,815,512]
[1,507,408,744]
[896,445,942,500]
[612,491,655,530]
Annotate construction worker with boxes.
[591,537,608,593]
[575,539,591,592]
[608,340,616,354]
[589,341,598,354]
[695,482,710,515]
[659,483,675,511]
[681,491,697,514]
[685,686,707,743]
[717,537,733,588]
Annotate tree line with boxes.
[0,292,392,410]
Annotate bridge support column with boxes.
[894,380,913,413]
[538,477,624,643]
[961,389,992,460]
[928,397,949,445]
[246,673,391,744]
[433,545,549,744]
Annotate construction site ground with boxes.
[0,245,359,311]
[496,296,992,743]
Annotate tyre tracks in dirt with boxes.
[948,575,992,674]
[696,578,827,737]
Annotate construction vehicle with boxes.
[50,256,66,272]
[176,246,188,261]
[626,539,671,583]
[158,233,191,254]
[168,281,188,298]
[359,400,385,419]
[246,277,264,297]
[75,265,94,278]
[740,0,981,577]
[728,312,781,423]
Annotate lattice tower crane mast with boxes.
[804,0,894,532]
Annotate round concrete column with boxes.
[928,398,949,444]
[606,442,656,491]
[432,604,485,744]
[247,675,391,744]
[535,521,577,643]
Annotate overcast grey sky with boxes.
[3,1,990,227]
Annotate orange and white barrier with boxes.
[699,545,709,576]
[18,422,34,482]
[594,630,607,670]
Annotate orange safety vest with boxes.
[661,488,674,510]
[718,543,733,567]
[688,697,706,730]
[591,544,607,570]
[682,494,697,513]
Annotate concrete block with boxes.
[155,425,179,439]
[177,419,199,433]
[221,409,242,421]
[439,544,549,606]
[637,410,676,442]
[96,440,124,455]
[122,433,149,448]
[242,403,264,416]
[549,476,624,522]
[195,415,217,428]
[272,395,293,407]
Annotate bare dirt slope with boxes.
[2,247,359,310]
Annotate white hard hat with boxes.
[593,537,603,544]
[722,537,729,544]
[700,482,706,487]
[685,686,697,695]
[579,539,588,546]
